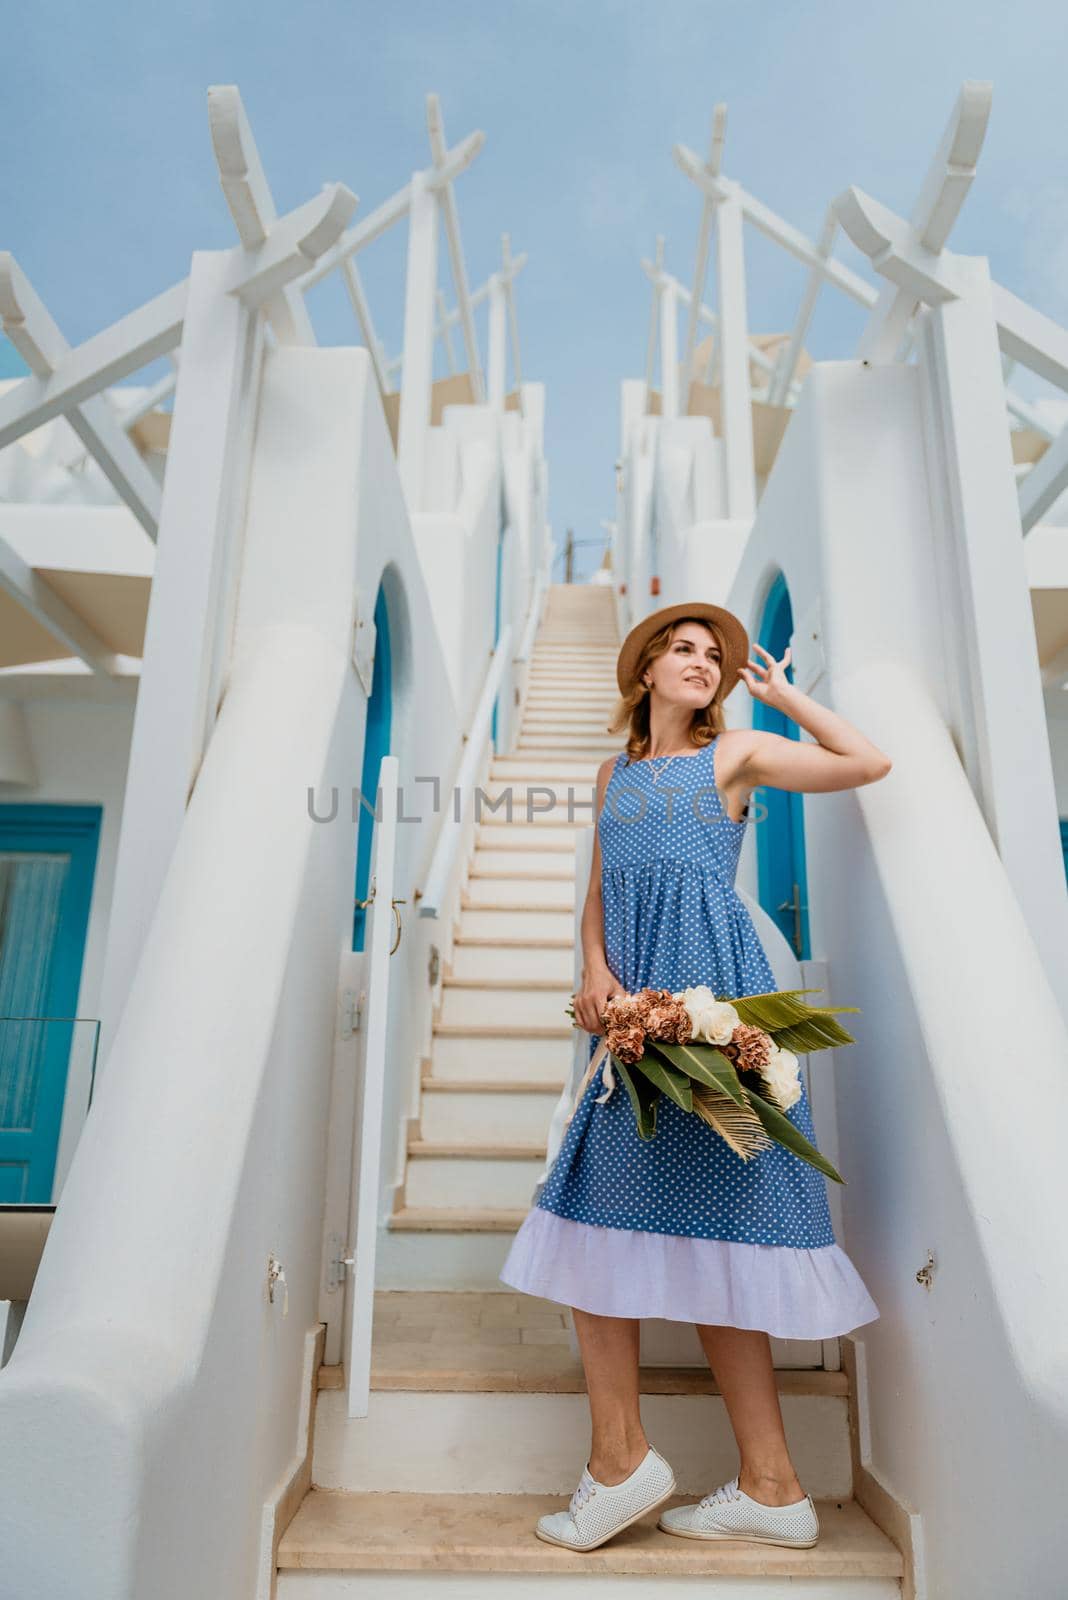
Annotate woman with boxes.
[499,600,890,1553]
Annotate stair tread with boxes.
[389,1206,528,1232]
[278,1489,903,1577]
[407,1140,546,1160]
[421,1078,565,1094]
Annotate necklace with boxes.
[642,747,699,785]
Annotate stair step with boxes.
[388,1206,527,1232]
[469,850,575,877]
[447,944,574,981]
[404,1150,543,1209]
[457,908,576,941]
[419,1084,560,1144]
[429,1031,572,1082]
[408,1140,546,1160]
[460,882,575,910]
[276,1491,901,1595]
[437,984,571,1028]
[309,1388,852,1496]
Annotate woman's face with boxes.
[642,622,721,707]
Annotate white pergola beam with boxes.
[645,236,664,392]
[673,145,878,309]
[1018,423,1068,533]
[502,233,522,398]
[426,94,484,401]
[0,534,119,674]
[208,84,322,347]
[682,104,727,384]
[0,254,165,536]
[993,283,1068,393]
[912,80,992,254]
[222,184,359,311]
[0,268,187,449]
[342,258,391,394]
[842,82,992,361]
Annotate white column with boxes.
[96,251,264,1067]
[715,190,756,519]
[488,271,507,411]
[660,279,679,421]
[922,253,1068,1016]
[397,169,440,513]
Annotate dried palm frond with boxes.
[691,1086,774,1162]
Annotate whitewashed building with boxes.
[0,79,1066,1600]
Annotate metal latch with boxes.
[340,988,364,1037]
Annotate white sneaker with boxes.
[658,1474,819,1547]
[535,1446,677,1551]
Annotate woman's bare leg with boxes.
[571,1308,650,1485]
[695,1324,804,1505]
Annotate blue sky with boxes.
[5,1,1067,577]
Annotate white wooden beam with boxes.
[992,282,1068,392]
[844,81,992,362]
[341,257,391,394]
[396,167,439,512]
[673,144,878,308]
[208,84,324,347]
[682,104,727,387]
[645,236,664,394]
[426,94,484,401]
[1018,423,1068,532]
[0,255,165,536]
[221,184,358,310]
[488,272,507,411]
[0,534,119,673]
[714,185,756,518]
[659,276,679,420]
[769,207,838,406]
[502,234,523,399]
[0,273,186,449]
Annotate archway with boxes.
[352,585,393,952]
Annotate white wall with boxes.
[0,346,466,1599]
[0,697,135,1196]
[725,362,1068,1600]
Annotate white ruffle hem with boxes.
[499,1205,879,1341]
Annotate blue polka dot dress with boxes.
[499,735,880,1338]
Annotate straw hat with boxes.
[616,601,750,698]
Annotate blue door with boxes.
[754,575,811,960]
[0,806,101,1201]
[353,588,393,952]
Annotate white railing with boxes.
[417,623,513,920]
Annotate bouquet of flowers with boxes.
[564,985,858,1184]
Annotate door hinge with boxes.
[325,1232,355,1293]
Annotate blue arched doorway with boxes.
[754,573,811,960]
[352,586,393,952]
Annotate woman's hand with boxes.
[572,963,622,1035]
[737,641,793,710]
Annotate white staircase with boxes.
[380,585,620,1286]
[276,586,905,1594]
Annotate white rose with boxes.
[762,1042,802,1110]
[679,986,740,1046]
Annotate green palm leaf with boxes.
[613,1057,659,1140]
[649,1039,747,1106]
[632,1052,694,1113]
[728,989,859,1051]
[741,1084,845,1184]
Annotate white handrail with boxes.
[418,623,513,919]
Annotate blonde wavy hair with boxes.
[608,616,731,762]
